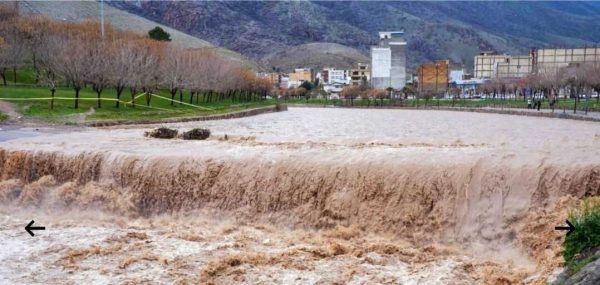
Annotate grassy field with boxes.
[3,67,38,85]
[2,65,599,125]
[0,85,278,123]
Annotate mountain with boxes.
[261,43,369,72]
[107,1,600,72]
[19,1,258,68]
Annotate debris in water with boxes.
[144,127,178,139]
[182,128,211,140]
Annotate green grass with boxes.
[0,112,8,122]
[3,67,38,85]
[0,85,278,123]
[563,197,600,274]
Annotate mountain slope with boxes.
[20,1,257,67]
[261,43,369,71]
[108,1,600,71]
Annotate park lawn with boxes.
[0,85,278,123]
[3,67,39,85]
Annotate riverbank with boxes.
[288,103,600,122]
[0,85,281,125]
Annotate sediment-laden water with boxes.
[1,108,599,284]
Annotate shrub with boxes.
[147,26,171,41]
[563,197,600,271]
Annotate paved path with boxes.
[0,101,18,120]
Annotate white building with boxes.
[449,68,484,97]
[474,52,532,80]
[279,76,289,89]
[371,31,407,90]
[322,68,350,85]
[533,47,600,73]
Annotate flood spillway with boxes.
[1,108,599,284]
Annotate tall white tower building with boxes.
[371,31,406,90]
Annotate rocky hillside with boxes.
[260,43,369,72]
[108,1,600,71]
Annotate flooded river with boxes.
[1,108,599,284]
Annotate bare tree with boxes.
[110,38,136,108]
[86,39,112,109]
[52,33,87,109]
[162,45,186,106]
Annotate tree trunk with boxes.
[573,87,577,114]
[12,67,16,85]
[145,89,151,106]
[96,89,102,109]
[116,86,124,108]
[33,53,39,84]
[0,68,6,86]
[130,87,137,108]
[170,89,177,106]
[50,88,55,110]
[74,87,80,109]
[179,89,183,104]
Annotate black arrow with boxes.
[555,220,575,236]
[25,220,45,237]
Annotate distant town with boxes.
[257,30,600,101]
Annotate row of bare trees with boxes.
[473,64,600,113]
[0,5,272,109]
[339,85,387,106]
[478,65,600,101]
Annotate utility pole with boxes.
[100,0,105,39]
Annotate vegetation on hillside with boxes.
[563,197,600,274]
[148,26,171,41]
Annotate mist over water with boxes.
[1,108,599,284]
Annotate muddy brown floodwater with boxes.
[1,107,599,284]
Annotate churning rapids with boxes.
[1,107,599,284]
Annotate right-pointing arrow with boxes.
[555,220,575,236]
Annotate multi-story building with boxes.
[279,75,289,89]
[288,68,314,88]
[474,52,532,79]
[256,72,281,87]
[322,68,349,85]
[532,47,600,73]
[371,31,407,90]
[495,55,532,79]
[417,60,449,93]
[350,63,370,86]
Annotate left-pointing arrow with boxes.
[25,220,45,237]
